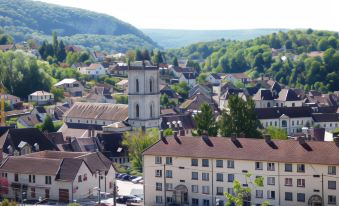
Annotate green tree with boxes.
[57,40,67,62]
[135,49,143,61]
[172,57,179,67]
[196,73,207,84]
[225,174,269,206]
[266,126,288,140]
[0,34,14,45]
[317,38,329,51]
[193,103,218,136]
[219,95,261,138]
[40,115,55,132]
[142,49,150,60]
[122,128,159,172]
[52,31,58,56]
[171,82,189,99]
[51,87,64,102]
[0,199,18,206]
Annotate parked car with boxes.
[128,175,136,181]
[116,195,137,204]
[131,176,143,184]
[122,174,131,181]
[126,196,142,204]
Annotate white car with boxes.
[131,176,143,184]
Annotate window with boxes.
[202,186,210,194]
[267,177,275,185]
[191,159,198,166]
[29,174,35,183]
[31,188,36,198]
[150,104,153,118]
[203,199,210,206]
[292,120,294,126]
[166,157,172,165]
[227,160,235,168]
[165,183,173,191]
[45,176,52,184]
[167,197,173,203]
[328,195,337,205]
[216,160,223,168]
[45,189,50,199]
[228,174,234,182]
[256,190,263,198]
[216,187,224,195]
[14,173,18,182]
[297,193,305,202]
[216,173,223,182]
[149,79,153,93]
[165,170,172,178]
[285,163,293,172]
[156,196,162,203]
[297,164,305,173]
[202,173,209,181]
[135,104,139,118]
[156,182,162,191]
[285,192,293,201]
[297,179,305,187]
[155,170,162,177]
[267,190,275,199]
[329,166,336,175]
[135,79,139,93]
[78,175,82,182]
[191,185,199,193]
[192,198,199,206]
[255,162,263,170]
[285,178,293,186]
[227,188,235,196]
[328,181,336,190]
[192,172,198,180]
[155,156,162,164]
[1,173,7,178]
[282,120,287,127]
[202,159,209,167]
[267,162,275,171]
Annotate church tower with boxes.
[128,61,160,129]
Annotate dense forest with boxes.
[0,0,158,52]
[168,29,339,92]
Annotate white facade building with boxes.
[28,91,54,105]
[143,134,339,206]
[54,78,84,97]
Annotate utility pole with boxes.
[113,182,117,206]
[163,164,167,206]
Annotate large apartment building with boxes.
[143,133,339,206]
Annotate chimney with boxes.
[173,131,178,138]
[179,130,185,136]
[264,134,271,143]
[66,136,72,144]
[298,136,312,151]
[202,134,209,141]
[231,133,237,142]
[7,145,13,156]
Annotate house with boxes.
[168,66,195,78]
[85,86,115,104]
[275,89,303,107]
[0,128,59,158]
[312,113,339,132]
[0,151,115,203]
[54,79,84,97]
[91,51,106,62]
[108,63,128,77]
[161,113,196,134]
[255,107,313,134]
[63,102,128,127]
[218,88,246,110]
[179,93,217,113]
[0,94,22,109]
[116,79,128,93]
[0,44,16,52]
[252,89,275,108]
[206,73,222,85]
[28,91,54,105]
[143,134,339,206]
[179,72,197,87]
[78,63,107,78]
[225,73,251,84]
[189,84,212,98]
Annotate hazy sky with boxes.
[39,0,339,31]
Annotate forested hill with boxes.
[0,0,158,52]
[167,29,339,92]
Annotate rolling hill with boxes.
[0,0,159,52]
[142,28,288,49]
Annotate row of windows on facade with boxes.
[134,78,156,93]
[69,119,107,124]
[155,189,336,205]
[135,103,155,118]
[154,170,336,190]
[264,119,307,128]
[3,173,89,184]
[154,157,337,175]
[30,95,52,100]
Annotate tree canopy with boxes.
[193,103,218,136]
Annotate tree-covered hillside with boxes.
[0,0,158,52]
[168,29,339,92]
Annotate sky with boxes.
[39,0,339,31]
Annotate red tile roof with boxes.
[143,136,339,165]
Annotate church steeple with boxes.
[128,61,160,129]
